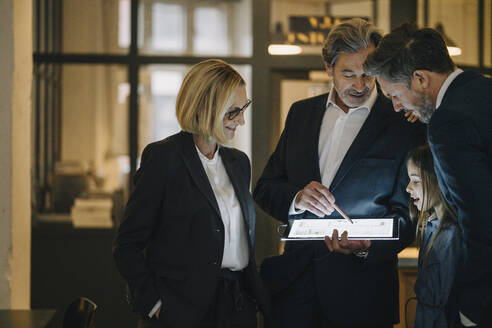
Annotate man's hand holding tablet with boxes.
[324,229,371,256]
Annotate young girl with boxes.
[406,144,462,328]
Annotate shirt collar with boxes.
[426,212,441,230]
[326,85,378,113]
[427,212,438,222]
[435,68,464,109]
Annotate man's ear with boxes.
[412,70,430,91]
[325,63,334,78]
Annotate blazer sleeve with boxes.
[113,143,167,317]
[429,111,492,320]
[366,153,416,263]
[367,123,425,263]
[253,103,302,223]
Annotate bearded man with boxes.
[364,22,492,327]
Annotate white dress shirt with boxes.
[149,145,250,318]
[289,86,378,214]
[195,145,249,270]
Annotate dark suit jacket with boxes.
[254,92,426,325]
[428,70,492,323]
[113,131,268,328]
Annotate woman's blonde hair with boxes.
[407,144,459,264]
[176,59,244,144]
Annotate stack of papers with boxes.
[71,198,113,228]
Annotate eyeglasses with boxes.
[226,99,251,120]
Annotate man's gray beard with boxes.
[417,94,435,124]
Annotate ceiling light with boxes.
[447,46,462,56]
[435,23,462,57]
[268,44,302,55]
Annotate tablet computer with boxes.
[278,217,399,241]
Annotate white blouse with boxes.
[195,145,249,271]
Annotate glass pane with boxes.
[53,65,129,215]
[193,7,228,55]
[150,2,186,53]
[118,0,131,48]
[33,63,61,212]
[269,0,375,56]
[36,0,129,53]
[139,64,252,159]
[139,0,252,57]
[428,0,479,66]
[280,76,331,130]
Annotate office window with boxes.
[33,63,129,213]
[57,0,126,53]
[427,0,479,66]
[139,0,252,56]
[34,0,254,214]
[139,66,185,151]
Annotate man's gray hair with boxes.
[363,22,455,87]
[322,18,383,67]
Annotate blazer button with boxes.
[215,228,221,233]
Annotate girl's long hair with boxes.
[407,144,459,263]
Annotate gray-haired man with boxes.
[254,19,425,328]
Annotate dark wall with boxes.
[31,222,139,328]
[390,0,417,30]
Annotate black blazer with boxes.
[428,70,492,323]
[254,92,426,325]
[113,131,268,328]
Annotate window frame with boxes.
[33,0,253,213]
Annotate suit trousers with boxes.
[139,269,257,328]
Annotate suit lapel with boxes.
[179,132,221,219]
[329,94,390,192]
[220,148,251,231]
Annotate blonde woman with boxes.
[114,59,269,328]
